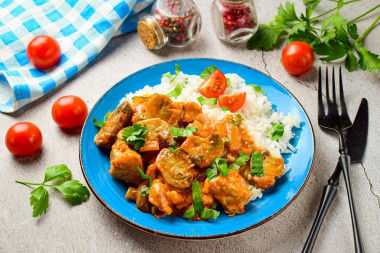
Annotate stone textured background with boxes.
[1,0,379,252]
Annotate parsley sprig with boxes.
[200,65,217,79]
[197,96,217,106]
[250,152,264,176]
[121,123,148,150]
[247,0,380,73]
[183,180,220,220]
[206,157,229,181]
[228,151,250,171]
[15,164,90,217]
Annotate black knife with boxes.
[302,98,369,253]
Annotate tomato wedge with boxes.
[198,69,227,98]
[218,93,246,112]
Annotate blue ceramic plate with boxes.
[80,58,315,239]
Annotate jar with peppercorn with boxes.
[137,0,202,49]
[211,0,258,43]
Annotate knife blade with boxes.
[346,98,369,163]
[302,98,369,253]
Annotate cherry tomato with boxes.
[26,35,61,69]
[52,95,88,128]
[198,69,227,98]
[218,92,246,112]
[281,41,314,75]
[5,122,43,156]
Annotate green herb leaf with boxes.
[93,112,110,128]
[277,2,299,23]
[214,158,229,177]
[166,84,184,98]
[16,164,90,217]
[53,180,90,205]
[43,164,71,183]
[183,208,195,219]
[235,151,250,165]
[248,84,266,94]
[250,152,264,177]
[222,137,230,143]
[136,167,152,195]
[228,163,240,171]
[175,64,180,73]
[345,50,358,72]
[200,209,220,219]
[192,180,204,216]
[121,123,148,150]
[355,43,380,73]
[169,126,198,139]
[200,65,217,79]
[168,146,181,152]
[347,24,359,40]
[268,123,284,141]
[139,115,146,120]
[30,186,49,217]
[221,106,231,112]
[247,24,287,51]
[229,119,239,126]
[93,117,104,128]
[226,78,231,87]
[234,113,245,121]
[197,96,217,106]
[206,167,218,181]
[162,72,173,79]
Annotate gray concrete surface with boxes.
[1,0,379,252]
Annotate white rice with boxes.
[121,71,300,201]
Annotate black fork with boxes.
[307,66,363,252]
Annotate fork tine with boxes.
[332,67,337,104]
[325,66,330,104]
[339,66,349,117]
[318,67,324,118]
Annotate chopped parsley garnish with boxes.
[200,65,217,79]
[222,137,230,143]
[226,78,231,87]
[268,123,284,141]
[229,119,240,126]
[250,152,264,177]
[183,209,195,219]
[228,151,250,170]
[166,84,184,98]
[169,126,198,139]
[136,167,152,195]
[139,115,146,120]
[221,106,231,112]
[168,146,181,152]
[197,96,217,106]
[248,84,266,94]
[206,158,229,181]
[182,180,220,220]
[93,112,110,128]
[162,64,181,83]
[121,123,148,150]
[235,113,245,121]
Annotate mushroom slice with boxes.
[125,183,151,213]
[181,133,224,168]
[145,94,182,126]
[138,118,173,152]
[182,102,202,123]
[156,148,193,189]
[94,100,133,148]
[109,131,143,186]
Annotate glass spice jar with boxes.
[211,0,258,43]
[137,0,202,49]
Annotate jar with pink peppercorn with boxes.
[137,0,202,49]
[211,0,258,43]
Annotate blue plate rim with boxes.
[79,58,315,240]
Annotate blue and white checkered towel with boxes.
[0,0,154,113]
